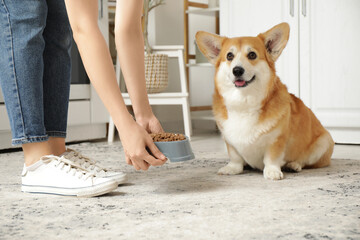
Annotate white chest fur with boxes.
[215,60,280,170]
[220,110,280,170]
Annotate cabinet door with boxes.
[220,0,299,96]
[300,0,360,143]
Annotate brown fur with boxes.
[213,85,228,121]
[196,23,334,177]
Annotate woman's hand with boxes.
[136,114,164,134]
[118,119,167,170]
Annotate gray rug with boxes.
[0,140,359,240]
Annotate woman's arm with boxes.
[64,0,166,170]
[114,0,163,133]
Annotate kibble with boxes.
[151,132,186,142]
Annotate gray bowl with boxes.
[154,137,195,162]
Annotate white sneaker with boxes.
[21,155,118,197]
[62,148,127,185]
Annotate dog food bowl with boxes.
[154,137,195,162]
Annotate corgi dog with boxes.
[195,23,334,180]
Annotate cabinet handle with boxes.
[290,0,294,17]
[302,0,306,17]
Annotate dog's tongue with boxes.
[235,80,246,87]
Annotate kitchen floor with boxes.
[0,131,359,240]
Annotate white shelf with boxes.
[187,63,213,67]
[108,1,116,14]
[186,7,219,16]
[151,45,184,50]
[122,92,189,106]
[122,92,188,99]
[108,1,116,7]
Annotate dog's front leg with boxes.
[218,142,245,175]
[263,136,287,180]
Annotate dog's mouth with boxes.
[234,75,256,88]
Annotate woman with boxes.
[0,0,167,197]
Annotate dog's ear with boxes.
[258,22,290,62]
[195,31,226,65]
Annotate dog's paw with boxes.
[285,162,302,172]
[263,166,284,180]
[217,163,243,175]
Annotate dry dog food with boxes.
[151,133,186,142]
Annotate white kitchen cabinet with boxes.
[0,0,109,149]
[220,0,360,144]
[299,0,360,144]
[220,0,299,97]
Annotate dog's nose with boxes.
[233,66,245,77]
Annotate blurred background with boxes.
[1,0,359,149]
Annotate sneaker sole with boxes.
[21,180,118,198]
[107,174,128,185]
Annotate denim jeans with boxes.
[0,0,72,145]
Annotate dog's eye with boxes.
[226,52,234,61]
[248,51,257,60]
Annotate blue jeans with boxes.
[0,0,72,145]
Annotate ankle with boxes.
[48,137,66,156]
[22,141,53,167]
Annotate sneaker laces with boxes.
[64,149,107,174]
[40,155,94,181]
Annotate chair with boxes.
[107,45,192,143]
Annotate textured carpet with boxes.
[0,136,359,240]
